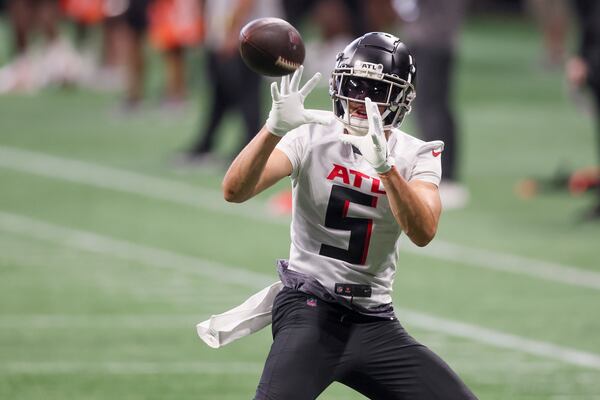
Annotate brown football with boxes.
[239,18,305,77]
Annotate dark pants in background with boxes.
[591,81,600,208]
[190,49,262,157]
[411,46,458,182]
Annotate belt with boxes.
[334,283,372,298]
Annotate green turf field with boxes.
[1,17,599,399]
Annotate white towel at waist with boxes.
[197,281,284,348]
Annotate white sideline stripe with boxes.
[411,241,600,290]
[0,314,204,329]
[0,145,285,225]
[398,310,600,371]
[1,145,600,290]
[0,212,273,289]
[1,211,600,371]
[0,361,263,375]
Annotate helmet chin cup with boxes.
[346,125,369,136]
[343,112,369,136]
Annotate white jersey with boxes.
[275,111,443,309]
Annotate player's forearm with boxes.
[222,126,281,202]
[378,167,438,247]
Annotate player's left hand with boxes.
[339,97,395,174]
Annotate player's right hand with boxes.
[265,66,331,137]
[339,97,395,174]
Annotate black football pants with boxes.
[254,287,477,400]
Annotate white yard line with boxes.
[0,211,273,289]
[1,211,599,371]
[1,145,599,290]
[413,241,600,290]
[0,145,281,224]
[0,361,263,375]
[0,314,203,329]
[398,310,600,371]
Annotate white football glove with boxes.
[339,97,395,174]
[265,65,331,136]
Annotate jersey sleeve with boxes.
[275,126,309,179]
[409,140,444,186]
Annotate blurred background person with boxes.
[115,0,202,112]
[527,0,569,70]
[1,0,135,95]
[148,0,203,109]
[118,0,150,111]
[567,0,600,220]
[8,0,59,56]
[180,0,283,165]
[293,0,367,80]
[284,0,397,84]
[396,0,469,210]
[61,0,127,92]
[0,0,79,93]
[282,0,366,37]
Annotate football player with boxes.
[222,32,478,400]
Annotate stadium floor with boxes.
[1,17,599,399]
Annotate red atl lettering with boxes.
[371,178,386,194]
[326,164,386,195]
[349,169,370,188]
[326,164,350,184]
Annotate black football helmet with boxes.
[330,32,416,135]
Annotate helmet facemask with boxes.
[330,60,416,136]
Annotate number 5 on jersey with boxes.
[319,185,377,265]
